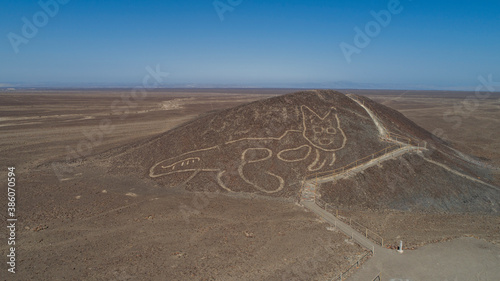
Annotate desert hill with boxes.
[107,90,500,213]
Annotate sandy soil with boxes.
[0,89,362,280]
[352,237,500,281]
[1,89,499,280]
[334,208,500,248]
[12,165,364,280]
[352,90,500,168]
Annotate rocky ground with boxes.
[1,89,499,280]
[11,164,364,280]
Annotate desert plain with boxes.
[1,88,499,280]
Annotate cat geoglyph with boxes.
[149,105,347,193]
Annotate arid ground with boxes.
[1,89,499,280]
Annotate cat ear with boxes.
[301,105,320,124]
[301,105,338,122]
[329,106,338,115]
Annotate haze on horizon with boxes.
[1,0,499,90]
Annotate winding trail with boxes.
[313,145,420,184]
[347,94,388,137]
[300,93,500,280]
[422,157,500,190]
[302,201,375,252]
[299,94,426,279]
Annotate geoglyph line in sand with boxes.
[150,105,348,193]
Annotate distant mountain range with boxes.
[0,81,486,91]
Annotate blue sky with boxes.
[1,0,499,89]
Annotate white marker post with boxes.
[397,240,403,253]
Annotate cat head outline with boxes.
[301,105,347,151]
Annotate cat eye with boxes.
[312,126,323,133]
[326,127,337,134]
